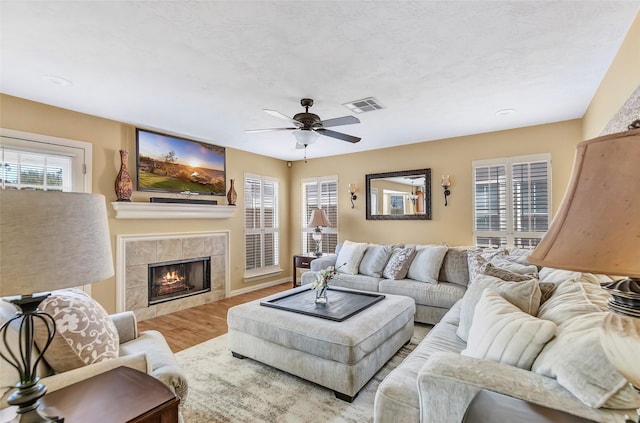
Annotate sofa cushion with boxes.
[34,288,119,373]
[329,273,382,292]
[532,311,640,409]
[462,289,556,370]
[335,240,368,275]
[407,245,448,284]
[383,246,417,280]
[359,244,393,277]
[379,279,466,309]
[438,247,470,286]
[457,275,541,342]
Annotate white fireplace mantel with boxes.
[111,202,236,219]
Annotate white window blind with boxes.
[473,153,551,249]
[302,176,338,255]
[244,173,280,277]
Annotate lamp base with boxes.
[1,294,61,423]
[600,277,640,423]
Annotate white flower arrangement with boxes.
[310,263,345,291]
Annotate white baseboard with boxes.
[227,277,290,297]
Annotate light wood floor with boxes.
[137,282,291,353]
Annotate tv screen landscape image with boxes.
[136,129,226,195]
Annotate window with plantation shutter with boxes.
[1,130,91,192]
[244,173,280,277]
[473,153,551,249]
[302,176,338,255]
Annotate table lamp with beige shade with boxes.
[308,208,331,257]
[0,190,114,422]
[528,122,640,423]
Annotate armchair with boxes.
[0,299,188,412]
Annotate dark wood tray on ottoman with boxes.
[260,287,385,322]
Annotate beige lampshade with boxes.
[0,190,114,296]
[308,208,331,228]
[528,129,640,277]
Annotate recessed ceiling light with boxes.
[495,108,516,116]
[43,75,73,86]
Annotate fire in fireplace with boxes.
[148,257,211,305]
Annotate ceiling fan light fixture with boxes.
[294,129,320,146]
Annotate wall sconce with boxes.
[441,175,451,206]
[348,184,358,208]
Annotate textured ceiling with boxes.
[1,1,639,161]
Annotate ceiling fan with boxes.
[245,98,361,149]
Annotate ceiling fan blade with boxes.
[319,116,360,128]
[245,127,298,133]
[315,128,361,143]
[263,109,303,127]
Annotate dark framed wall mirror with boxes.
[365,168,431,220]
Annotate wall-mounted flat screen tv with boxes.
[136,129,226,195]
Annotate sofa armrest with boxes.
[120,330,188,403]
[110,311,138,344]
[310,255,337,271]
[417,351,628,423]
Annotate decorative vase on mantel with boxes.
[227,179,237,206]
[115,149,133,202]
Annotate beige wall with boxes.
[0,94,291,313]
[583,12,640,139]
[290,120,582,250]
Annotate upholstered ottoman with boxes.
[227,286,415,401]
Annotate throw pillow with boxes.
[490,256,538,276]
[34,288,119,373]
[438,247,471,286]
[462,289,556,370]
[538,267,612,285]
[536,277,610,325]
[538,282,557,305]
[480,262,534,282]
[335,240,368,275]
[382,246,417,280]
[466,248,508,284]
[406,244,448,284]
[358,244,393,277]
[532,311,640,409]
[456,274,541,342]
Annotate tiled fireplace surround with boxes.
[116,231,229,321]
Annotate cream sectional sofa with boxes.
[374,270,640,423]
[301,242,472,324]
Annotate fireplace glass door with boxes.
[148,257,211,305]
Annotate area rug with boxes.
[175,324,431,423]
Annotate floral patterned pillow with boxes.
[34,288,119,373]
[382,246,417,280]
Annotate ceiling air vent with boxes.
[343,97,384,114]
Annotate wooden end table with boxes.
[27,366,179,423]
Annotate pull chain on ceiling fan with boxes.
[245,98,361,151]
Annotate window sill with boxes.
[244,268,283,282]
